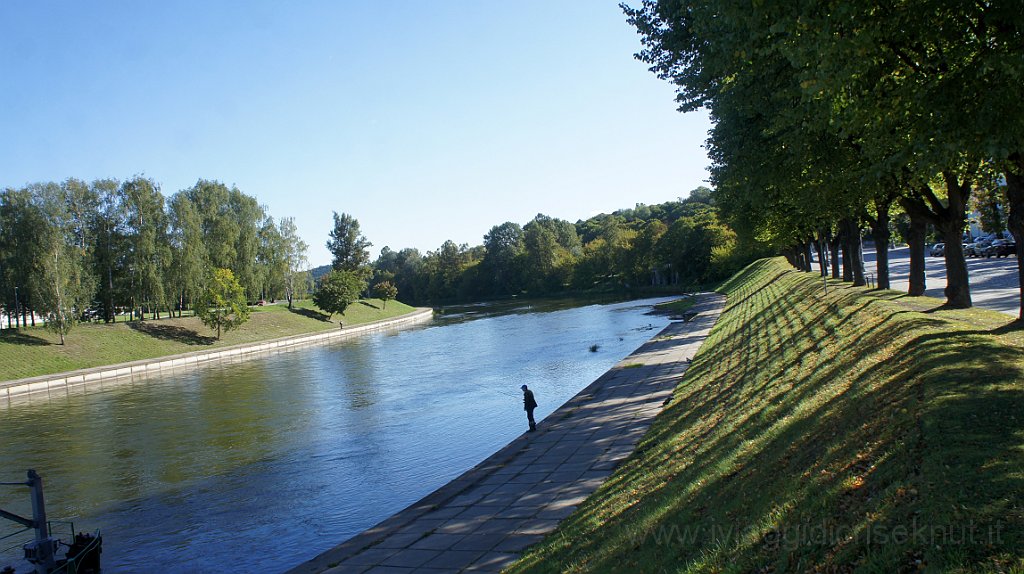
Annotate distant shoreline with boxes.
[1,308,433,404]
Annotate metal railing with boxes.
[2,471,101,573]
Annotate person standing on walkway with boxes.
[521,384,538,432]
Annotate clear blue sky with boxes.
[0,1,712,267]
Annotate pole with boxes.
[25,470,56,573]
[27,470,48,543]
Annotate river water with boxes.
[0,297,670,572]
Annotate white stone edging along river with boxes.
[0,308,434,405]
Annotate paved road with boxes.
[286,293,726,574]
[863,246,1020,316]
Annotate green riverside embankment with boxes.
[510,257,1023,573]
[0,299,417,382]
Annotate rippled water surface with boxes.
[0,297,670,572]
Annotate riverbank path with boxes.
[287,293,726,574]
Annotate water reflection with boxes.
[0,296,672,572]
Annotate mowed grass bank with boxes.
[0,299,418,381]
[511,257,1023,573]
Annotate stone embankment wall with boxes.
[1,308,434,404]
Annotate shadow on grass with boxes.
[359,301,380,309]
[128,322,216,345]
[509,257,1024,574]
[0,330,50,346]
[288,307,331,321]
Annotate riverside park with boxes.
[2,256,1022,573]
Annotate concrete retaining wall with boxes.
[1,308,434,405]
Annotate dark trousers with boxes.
[526,407,536,431]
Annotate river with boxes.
[0,297,671,572]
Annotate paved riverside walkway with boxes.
[287,293,726,574]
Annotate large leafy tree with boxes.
[0,187,49,327]
[327,212,371,272]
[185,180,239,272]
[256,215,286,301]
[14,183,97,342]
[120,176,168,319]
[278,216,309,309]
[167,191,208,316]
[482,222,525,295]
[623,0,1023,308]
[313,269,365,320]
[90,179,125,322]
[194,267,249,339]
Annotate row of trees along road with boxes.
[623,0,1024,319]
[368,188,759,305]
[0,177,309,342]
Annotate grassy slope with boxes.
[511,258,1023,573]
[0,299,418,381]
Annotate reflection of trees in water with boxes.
[435,293,654,325]
[336,339,380,413]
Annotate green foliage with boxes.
[1,176,305,329]
[372,280,398,309]
[327,212,371,272]
[623,0,1024,309]
[34,183,98,344]
[194,268,250,339]
[483,221,526,295]
[375,191,744,304]
[973,177,1008,237]
[313,269,366,319]
[279,216,309,308]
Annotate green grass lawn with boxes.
[0,298,419,381]
[509,257,1024,573]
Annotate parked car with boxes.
[985,238,1017,258]
[929,243,945,257]
[968,239,993,257]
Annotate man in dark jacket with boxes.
[521,384,538,432]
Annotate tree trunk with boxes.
[937,173,972,308]
[900,175,973,307]
[839,223,852,282]
[815,231,828,278]
[802,240,814,272]
[867,197,893,290]
[829,230,840,279]
[840,218,865,285]
[1003,155,1024,320]
[900,198,928,296]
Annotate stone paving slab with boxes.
[286,293,725,574]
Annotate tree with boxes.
[279,217,309,309]
[0,187,48,327]
[373,280,398,309]
[974,178,1007,238]
[482,222,525,295]
[32,183,97,343]
[167,191,208,316]
[90,179,125,323]
[256,215,286,301]
[327,212,371,272]
[313,269,365,320]
[194,268,249,339]
[120,176,168,319]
